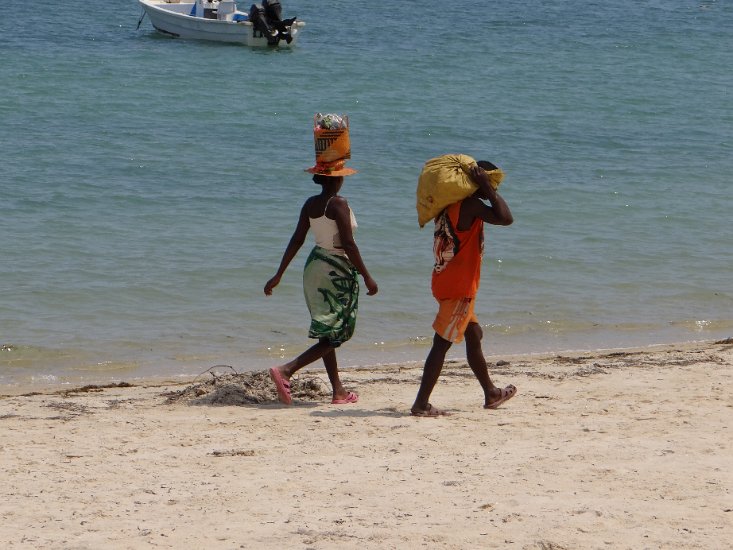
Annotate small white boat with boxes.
[137,0,305,47]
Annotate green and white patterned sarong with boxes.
[303,246,359,347]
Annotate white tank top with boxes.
[309,197,357,254]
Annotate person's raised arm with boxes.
[264,202,310,295]
[330,196,378,296]
[463,164,513,226]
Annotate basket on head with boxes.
[305,113,357,176]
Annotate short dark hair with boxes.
[477,160,498,171]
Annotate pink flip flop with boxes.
[485,384,517,410]
[269,368,292,405]
[331,391,358,405]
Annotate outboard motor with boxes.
[249,3,278,45]
[263,0,296,44]
[263,0,282,22]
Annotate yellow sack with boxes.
[416,154,503,227]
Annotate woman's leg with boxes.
[465,322,494,390]
[274,339,334,380]
[411,332,452,413]
[321,345,350,400]
[465,322,510,407]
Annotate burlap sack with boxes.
[417,154,494,227]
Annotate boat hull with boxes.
[138,0,304,46]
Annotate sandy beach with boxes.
[1,339,731,549]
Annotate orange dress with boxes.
[431,200,484,300]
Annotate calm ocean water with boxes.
[1,0,732,387]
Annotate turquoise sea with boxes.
[1,0,732,387]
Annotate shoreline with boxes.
[2,338,731,547]
[2,338,729,397]
[3,322,732,391]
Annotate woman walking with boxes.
[264,114,378,405]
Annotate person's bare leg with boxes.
[411,333,452,415]
[465,322,516,408]
[464,322,502,406]
[322,346,351,401]
[274,339,334,381]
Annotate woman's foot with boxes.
[331,391,358,405]
[269,367,292,405]
[484,384,517,409]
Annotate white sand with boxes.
[1,340,731,549]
